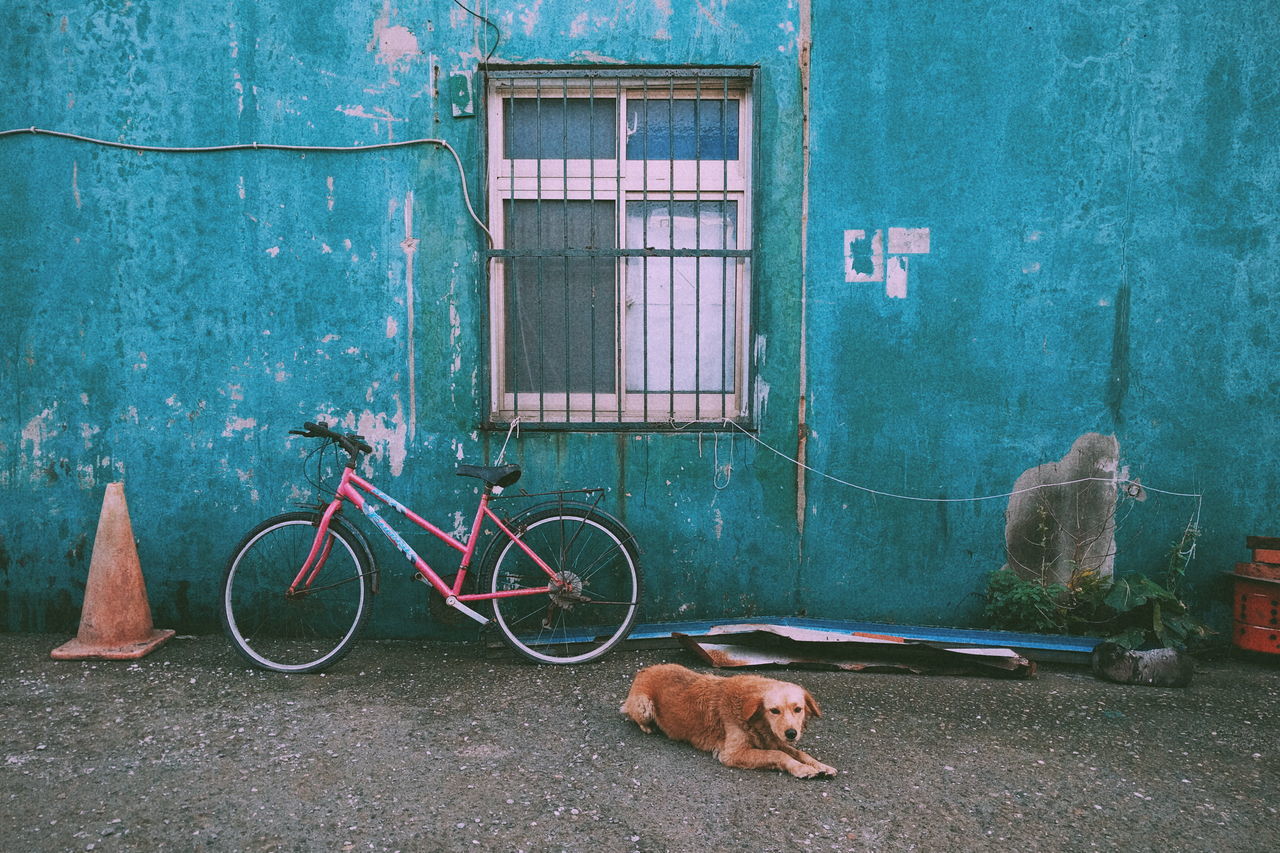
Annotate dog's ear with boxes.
[740,694,763,721]
[804,689,822,718]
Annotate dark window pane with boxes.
[505,200,617,395]
[504,97,617,159]
[625,98,739,161]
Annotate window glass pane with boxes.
[504,97,617,159]
[625,201,737,393]
[625,98,739,161]
[505,200,617,395]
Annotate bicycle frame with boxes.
[290,466,564,625]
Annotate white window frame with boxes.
[485,69,754,427]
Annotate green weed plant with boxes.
[983,523,1211,649]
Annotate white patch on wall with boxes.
[843,227,931,298]
[520,1,544,36]
[653,0,673,40]
[336,104,404,125]
[449,301,462,377]
[222,416,257,438]
[353,404,409,478]
[76,463,96,488]
[449,511,468,542]
[753,375,771,422]
[22,407,58,462]
[371,8,421,69]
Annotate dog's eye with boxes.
[794,707,803,713]
[769,708,781,715]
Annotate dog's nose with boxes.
[785,728,798,740]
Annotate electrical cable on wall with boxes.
[675,417,1204,523]
[0,126,494,245]
[9,119,1201,519]
[450,0,501,63]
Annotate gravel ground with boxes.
[2,633,1278,852]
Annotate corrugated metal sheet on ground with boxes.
[627,616,1101,664]
[668,622,1036,678]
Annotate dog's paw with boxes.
[788,762,823,779]
[789,760,836,779]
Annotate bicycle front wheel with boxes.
[221,512,373,673]
[486,507,642,664]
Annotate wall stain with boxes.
[174,579,191,626]
[614,433,628,525]
[64,532,88,568]
[1105,282,1131,425]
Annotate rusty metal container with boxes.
[1232,536,1280,656]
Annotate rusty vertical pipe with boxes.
[796,0,812,540]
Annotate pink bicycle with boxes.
[220,421,642,672]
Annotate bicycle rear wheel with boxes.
[221,512,373,673]
[486,506,641,664]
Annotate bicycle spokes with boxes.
[222,515,372,673]
[487,508,641,664]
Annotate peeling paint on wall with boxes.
[843,227,931,298]
[222,416,258,439]
[1004,434,1123,587]
[21,407,57,464]
[369,2,421,72]
[319,405,409,478]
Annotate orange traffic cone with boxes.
[52,483,175,660]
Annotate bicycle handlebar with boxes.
[290,421,372,466]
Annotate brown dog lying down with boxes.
[621,663,836,778]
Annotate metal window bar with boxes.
[720,75,731,419]
[560,80,570,420]
[641,77,652,423]
[534,78,544,423]
[666,79,676,421]
[693,76,702,420]
[584,78,603,424]
[488,69,752,428]
[614,77,624,423]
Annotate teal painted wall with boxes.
[2,1,1276,639]
[802,1,1278,626]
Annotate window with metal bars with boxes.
[485,68,754,427]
